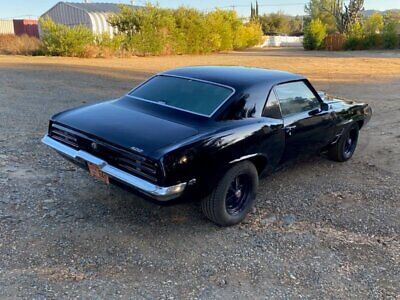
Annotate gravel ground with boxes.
[0,49,399,299]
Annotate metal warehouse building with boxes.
[0,19,39,37]
[0,20,15,35]
[40,2,137,36]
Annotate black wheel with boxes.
[201,161,258,226]
[328,123,359,162]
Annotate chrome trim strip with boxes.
[229,153,261,164]
[41,135,186,201]
[126,74,236,118]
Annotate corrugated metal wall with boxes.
[42,2,91,28]
[13,20,39,38]
[87,12,114,36]
[41,2,115,36]
[0,20,15,35]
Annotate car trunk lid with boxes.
[52,100,199,156]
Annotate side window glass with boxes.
[224,88,266,120]
[275,81,320,117]
[263,91,282,119]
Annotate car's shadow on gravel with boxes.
[66,154,335,230]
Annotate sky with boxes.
[0,0,398,19]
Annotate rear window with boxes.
[129,75,234,116]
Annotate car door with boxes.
[260,90,285,169]
[274,80,335,161]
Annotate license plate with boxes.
[88,163,110,185]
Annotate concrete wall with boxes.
[261,36,303,47]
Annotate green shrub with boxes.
[343,37,361,50]
[362,13,384,49]
[343,22,364,50]
[95,32,125,57]
[364,13,384,36]
[303,19,327,50]
[38,5,263,57]
[234,22,263,49]
[172,7,209,54]
[362,33,383,49]
[125,5,175,55]
[382,21,399,49]
[109,4,263,56]
[40,17,94,57]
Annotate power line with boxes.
[0,15,38,20]
[219,3,306,9]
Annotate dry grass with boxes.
[0,34,41,55]
[1,49,398,84]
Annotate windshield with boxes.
[129,75,234,116]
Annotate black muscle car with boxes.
[42,66,372,226]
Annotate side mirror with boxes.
[321,102,329,111]
[308,108,321,116]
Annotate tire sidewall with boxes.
[340,123,359,161]
[214,162,258,225]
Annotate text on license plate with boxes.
[88,163,110,184]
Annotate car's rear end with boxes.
[43,121,188,201]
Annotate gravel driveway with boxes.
[0,50,399,299]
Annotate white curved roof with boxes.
[41,2,140,35]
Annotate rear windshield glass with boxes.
[129,75,234,116]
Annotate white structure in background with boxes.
[0,20,15,34]
[261,36,304,47]
[40,2,137,36]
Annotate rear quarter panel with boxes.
[327,98,371,133]
[161,118,284,196]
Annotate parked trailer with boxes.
[13,19,39,38]
[0,20,15,35]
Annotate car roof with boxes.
[161,66,305,90]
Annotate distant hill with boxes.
[363,9,400,17]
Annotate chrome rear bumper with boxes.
[41,135,186,201]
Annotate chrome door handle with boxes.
[285,125,297,135]
[285,125,297,131]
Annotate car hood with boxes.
[52,99,199,156]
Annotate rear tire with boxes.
[201,161,258,226]
[328,123,359,162]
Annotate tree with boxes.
[384,10,400,25]
[364,12,384,35]
[303,18,327,49]
[260,13,303,35]
[255,1,259,18]
[330,0,364,33]
[250,1,259,21]
[305,0,365,34]
[259,12,290,35]
[304,0,337,33]
[289,15,303,34]
[382,21,399,49]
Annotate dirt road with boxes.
[0,49,399,298]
